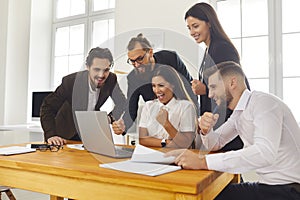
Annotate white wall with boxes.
[115,0,200,36]
[0,0,9,124]
[4,0,31,124]
[27,0,52,122]
[0,0,52,125]
[0,0,203,125]
[114,0,202,78]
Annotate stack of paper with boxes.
[67,144,84,150]
[100,145,181,176]
[0,146,36,155]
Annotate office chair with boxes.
[0,186,16,200]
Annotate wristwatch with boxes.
[161,139,167,147]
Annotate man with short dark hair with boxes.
[41,47,126,145]
[167,61,300,200]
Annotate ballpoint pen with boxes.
[108,112,126,136]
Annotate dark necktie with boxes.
[199,48,208,82]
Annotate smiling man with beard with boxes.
[112,33,199,135]
[40,47,126,145]
[167,61,300,200]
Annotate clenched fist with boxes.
[156,108,169,126]
[199,112,219,134]
[191,79,206,95]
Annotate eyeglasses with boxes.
[127,51,148,65]
[36,144,63,152]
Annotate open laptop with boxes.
[75,111,133,158]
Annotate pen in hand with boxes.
[109,112,126,136]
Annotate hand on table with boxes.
[47,136,66,146]
[165,149,208,170]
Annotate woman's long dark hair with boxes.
[152,65,192,103]
[185,2,239,59]
[153,65,198,140]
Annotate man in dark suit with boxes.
[40,47,126,145]
[112,34,198,135]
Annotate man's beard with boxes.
[135,63,153,81]
[218,89,233,108]
[97,82,101,88]
[95,77,105,88]
[225,89,233,107]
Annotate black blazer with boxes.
[123,50,199,130]
[200,39,250,151]
[40,70,126,141]
[200,39,240,116]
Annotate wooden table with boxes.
[0,144,237,200]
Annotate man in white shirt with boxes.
[167,61,300,199]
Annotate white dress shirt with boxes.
[87,80,100,111]
[202,89,300,185]
[139,98,196,139]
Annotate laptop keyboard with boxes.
[115,146,134,156]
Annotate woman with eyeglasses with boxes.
[185,2,250,151]
[112,33,199,136]
[139,65,197,148]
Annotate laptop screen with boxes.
[75,111,131,158]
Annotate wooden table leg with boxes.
[231,174,241,184]
[50,195,64,200]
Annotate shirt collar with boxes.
[88,78,100,93]
[158,97,177,110]
[234,89,251,111]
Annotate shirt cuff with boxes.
[205,153,225,171]
[200,129,218,149]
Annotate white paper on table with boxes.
[67,144,84,150]
[0,146,36,155]
[130,144,175,164]
[100,160,181,176]
[99,144,180,176]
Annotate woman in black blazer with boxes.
[185,2,250,151]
